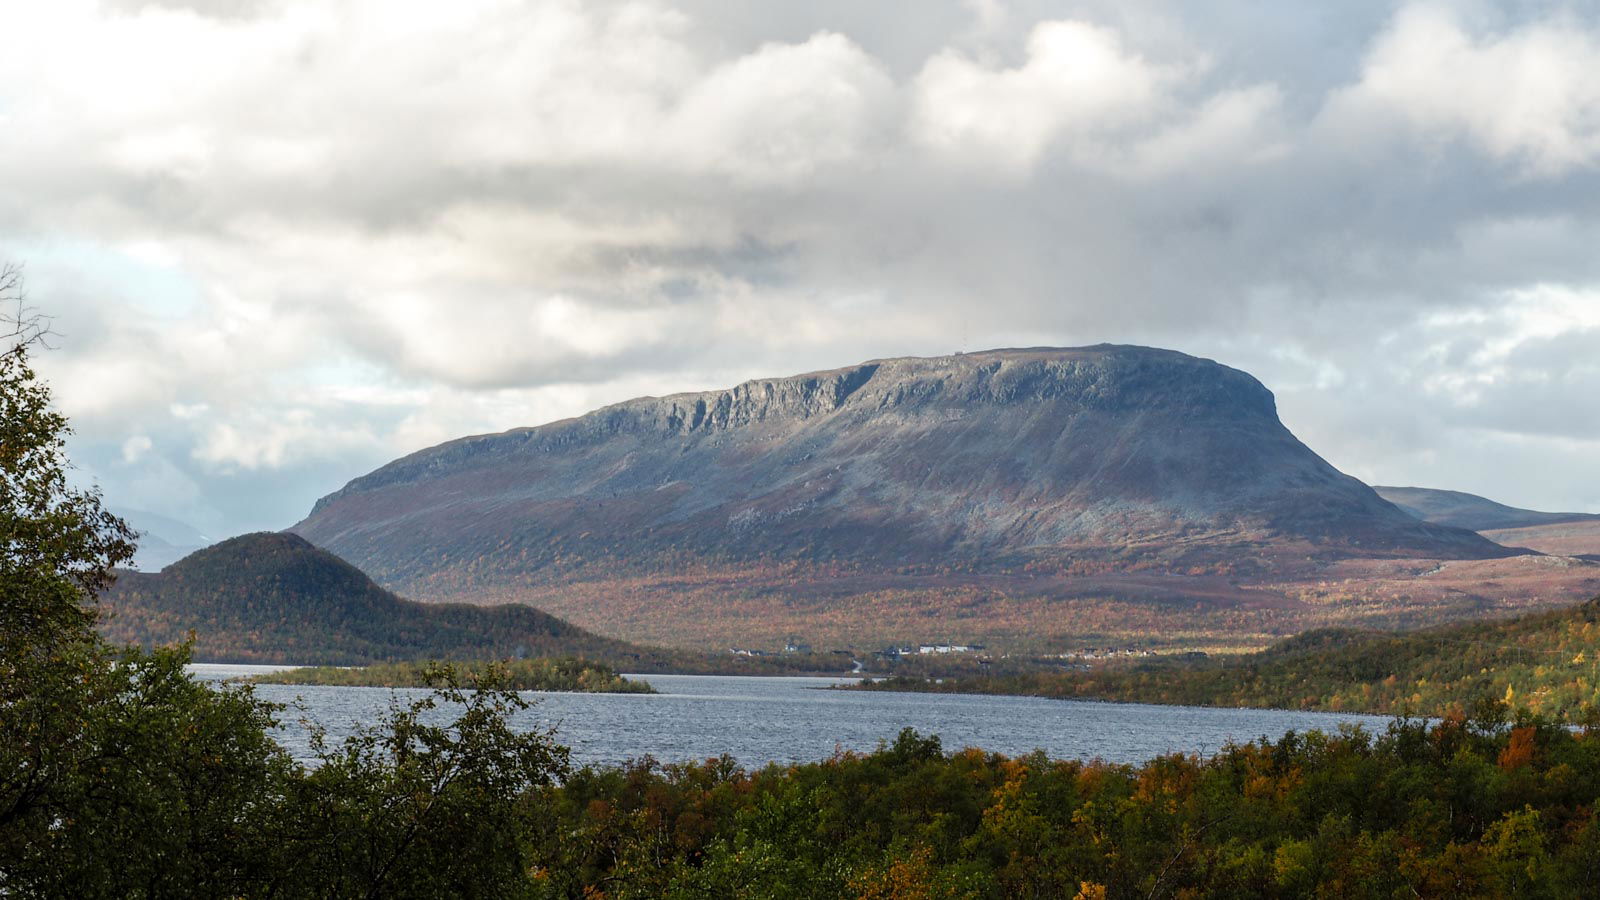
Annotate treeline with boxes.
[859,597,1600,719]
[545,710,1600,897]
[253,657,655,693]
[12,646,1600,897]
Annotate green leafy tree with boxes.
[0,263,136,650]
[276,662,571,898]
[0,267,291,897]
[0,262,144,886]
[7,645,294,898]
[0,272,577,896]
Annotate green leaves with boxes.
[522,719,1600,898]
[276,666,571,898]
[0,336,135,654]
[1,641,293,897]
[0,276,578,898]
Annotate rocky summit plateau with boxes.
[293,346,1572,651]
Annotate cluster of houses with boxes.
[1052,647,1155,660]
[727,641,851,658]
[874,643,985,660]
[728,642,987,659]
[724,640,1186,667]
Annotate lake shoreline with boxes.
[245,671,1392,770]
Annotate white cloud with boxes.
[193,408,381,471]
[907,17,1288,181]
[911,20,1177,171]
[670,32,894,182]
[1128,84,1288,177]
[5,0,1600,533]
[350,289,688,387]
[120,434,153,463]
[1323,5,1600,177]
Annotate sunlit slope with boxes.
[294,346,1510,623]
[886,596,1600,718]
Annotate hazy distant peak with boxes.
[114,507,211,573]
[1374,486,1600,532]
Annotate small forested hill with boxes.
[1375,485,1600,532]
[98,532,659,666]
[870,596,1600,718]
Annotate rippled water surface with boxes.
[192,667,1395,768]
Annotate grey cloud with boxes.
[1444,330,1600,439]
[6,0,1600,535]
[102,0,280,20]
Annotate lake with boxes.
[191,665,1396,768]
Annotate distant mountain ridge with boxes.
[290,345,1518,648]
[116,508,209,572]
[1375,485,1600,533]
[99,532,653,665]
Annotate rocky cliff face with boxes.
[293,346,1511,609]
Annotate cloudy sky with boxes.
[4,0,1599,541]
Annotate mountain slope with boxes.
[291,345,1517,648]
[1374,485,1600,532]
[871,595,1600,719]
[98,532,656,665]
[1480,520,1600,561]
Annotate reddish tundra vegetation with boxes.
[285,346,1596,654]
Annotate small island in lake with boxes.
[248,657,656,694]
